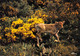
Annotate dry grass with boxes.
[0,40,79,56]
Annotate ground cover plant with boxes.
[0,0,80,56]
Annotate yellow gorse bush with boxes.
[23,23,31,31]
[11,28,18,34]
[11,19,23,28]
[3,17,44,42]
[31,10,48,21]
[27,17,44,27]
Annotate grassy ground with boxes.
[0,38,79,56]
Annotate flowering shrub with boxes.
[1,17,44,42]
[11,19,23,28]
[32,10,48,22]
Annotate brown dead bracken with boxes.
[35,21,65,46]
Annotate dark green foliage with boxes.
[0,0,34,17]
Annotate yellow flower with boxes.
[17,27,26,33]
[30,34,36,38]
[23,33,28,37]
[27,31,33,34]
[5,32,11,37]
[67,8,69,10]
[12,36,17,41]
[11,28,18,34]
[23,31,33,38]
[4,27,10,32]
[11,19,23,27]
[43,14,48,17]
[31,28,36,32]
[27,17,44,25]
[23,23,31,30]
[0,36,2,40]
